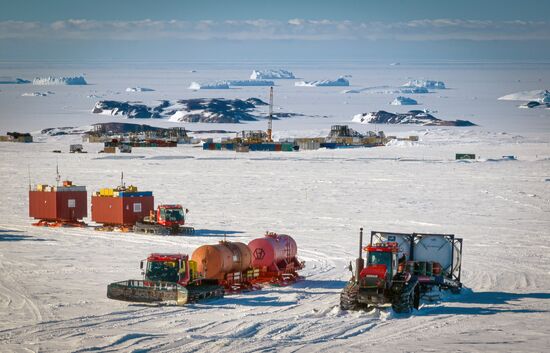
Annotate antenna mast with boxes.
[55,162,61,186]
[267,86,273,142]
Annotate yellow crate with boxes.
[100,188,114,196]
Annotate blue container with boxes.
[250,143,277,151]
[320,142,338,149]
[119,191,153,197]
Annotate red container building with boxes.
[91,187,154,227]
[29,181,87,226]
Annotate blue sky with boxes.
[1,0,549,61]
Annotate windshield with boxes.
[146,260,179,282]
[160,208,185,222]
[367,251,392,272]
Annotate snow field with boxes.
[0,128,549,352]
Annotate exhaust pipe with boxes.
[355,228,364,283]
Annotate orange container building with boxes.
[29,181,87,225]
[91,188,154,227]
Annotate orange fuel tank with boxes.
[191,242,253,280]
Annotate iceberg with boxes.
[403,79,446,89]
[250,69,295,80]
[125,87,155,92]
[498,89,549,102]
[224,80,274,86]
[0,77,31,84]
[350,86,429,94]
[390,96,418,105]
[22,92,49,97]
[188,81,230,90]
[33,76,87,85]
[295,77,349,87]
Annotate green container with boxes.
[282,143,294,152]
[456,153,475,160]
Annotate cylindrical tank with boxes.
[413,234,461,276]
[248,233,298,268]
[191,242,252,280]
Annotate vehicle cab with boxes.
[360,242,399,284]
[141,253,198,286]
[157,205,187,227]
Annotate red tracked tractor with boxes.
[107,232,305,305]
[133,204,195,235]
[341,228,463,313]
[107,253,224,305]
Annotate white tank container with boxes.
[413,234,461,275]
[371,231,413,260]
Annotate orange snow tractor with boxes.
[133,204,194,235]
[341,229,463,313]
[107,253,224,305]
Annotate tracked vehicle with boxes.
[107,232,305,305]
[133,204,194,235]
[107,253,224,305]
[341,228,462,313]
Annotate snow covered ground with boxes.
[0,61,550,352]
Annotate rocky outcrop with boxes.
[353,110,476,126]
[91,97,290,123]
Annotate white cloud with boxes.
[0,18,549,41]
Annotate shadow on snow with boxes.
[414,289,550,317]
[192,229,244,237]
[0,229,51,242]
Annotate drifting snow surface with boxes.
[390,96,418,105]
[1,128,550,352]
[498,89,550,102]
[188,81,230,90]
[403,79,446,89]
[32,76,87,85]
[295,77,349,87]
[125,87,155,92]
[250,69,295,79]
